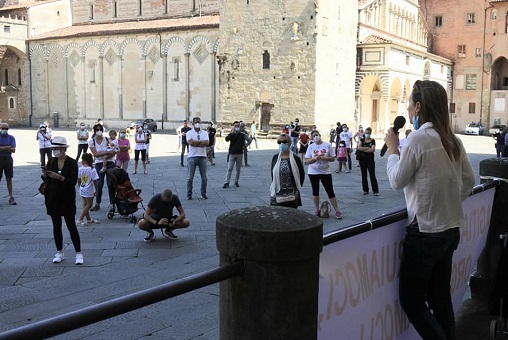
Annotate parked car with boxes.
[488,124,507,135]
[465,122,484,135]
[132,119,157,131]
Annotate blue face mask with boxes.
[0,129,7,135]
[412,116,419,130]
[279,143,290,152]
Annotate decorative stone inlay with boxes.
[193,44,208,64]
[148,46,160,64]
[50,53,59,67]
[69,50,81,67]
[105,48,117,65]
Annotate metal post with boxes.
[216,206,323,340]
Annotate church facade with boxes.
[0,0,463,134]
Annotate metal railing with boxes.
[0,261,244,340]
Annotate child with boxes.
[77,153,100,225]
[335,141,349,173]
[99,130,119,173]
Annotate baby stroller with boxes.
[105,167,144,223]
[489,232,508,339]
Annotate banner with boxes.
[318,188,495,339]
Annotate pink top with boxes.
[337,146,347,158]
[116,138,130,161]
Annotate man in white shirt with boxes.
[186,117,209,200]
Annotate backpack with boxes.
[320,201,330,218]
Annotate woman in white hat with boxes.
[41,136,83,265]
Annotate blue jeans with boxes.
[187,157,207,197]
[399,226,460,340]
[94,161,116,204]
[290,136,299,154]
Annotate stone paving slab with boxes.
[0,128,499,339]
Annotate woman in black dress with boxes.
[42,136,83,265]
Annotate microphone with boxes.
[380,116,406,157]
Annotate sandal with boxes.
[87,219,100,224]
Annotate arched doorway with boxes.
[359,75,383,133]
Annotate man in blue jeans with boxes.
[186,117,209,200]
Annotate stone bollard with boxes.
[470,157,508,299]
[216,206,323,340]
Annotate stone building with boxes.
[1,0,489,135]
[421,0,508,132]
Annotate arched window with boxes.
[491,9,497,20]
[9,98,14,109]
[262,51,270,69]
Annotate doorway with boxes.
[261,103,273,130]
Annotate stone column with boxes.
[470,157,508,299]
[217,206,323,340]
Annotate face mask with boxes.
[120,133,126,138]
[96,131,103,137]
[295,121,299,125]
[138,128,143,133]
[52,150,62,158]
[80,126,85,130]
[234,127,240,132]
[0,130,7,135]
[313,135,321,143]
[365,133,371,139]
[279,143,290,152]
[412,116,420,130]
[194,123,201,130]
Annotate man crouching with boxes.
[138,189,190,242]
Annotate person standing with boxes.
[240,121,251,166]
[42,137,83,265]
[76,153,99,226]
[299,129,309,160]
[143,124,152,164]
[290,118,301,154]
[385,80,475,340]
[89,124,116,211]
[358,127,379,195]
[334,122,343,146]
[37,123,52,168]
[133,126,148,174]
[353,125,364,167]
[76,123,89,161]
[250,121,258,149]
[0,123,16,205]
[179,120,192,167]
[270,133,305,208]
[116,129,131,170]
[186,117,209,200]
[339,124,353,171]
[206,122,216,165]
[223,121,250,188]
[492,127,504,157]
[304,130,343,219]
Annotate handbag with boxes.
[38,182,47,195]
[275,190,297,203]
[320,201,330,218]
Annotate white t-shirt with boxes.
[339,130,353,148]
[78,166,99,198]
[77,129,89,145]
[38,131,52,149]
[88,137,114,163]
[134,132,147,150]
[305,141,335,175]
[186,128,209,158]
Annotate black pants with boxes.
[51,214,81,252]
[180,141,189,165]
[359,158,379,194]
[40,148,52,168]
[76,144,89,161]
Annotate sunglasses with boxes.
[277,140,288,144]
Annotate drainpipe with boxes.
[480,1,493,126]
[27,41,33,127]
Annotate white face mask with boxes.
[365,133,371,139]
[96,131,103,137]
[52,149,62,158]
[194,123,201,130]
[313,135,321,143]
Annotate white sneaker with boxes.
[75,253,84,265]
[52,252,64,263]
[76,220,87,226]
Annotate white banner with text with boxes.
[318,188,495,339]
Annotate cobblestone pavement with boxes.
[0,128,502,339]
